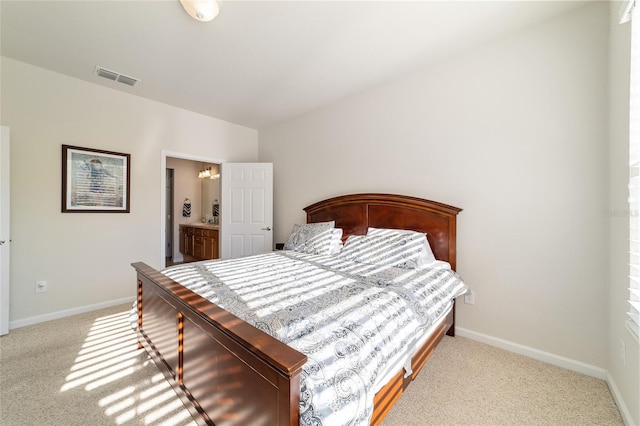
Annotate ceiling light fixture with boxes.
[180,0,220,22]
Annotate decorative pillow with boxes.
[328,228,344,255]
[338,231,427,269]
[367,227,436,267]
[284,221,336,255]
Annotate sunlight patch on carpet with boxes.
[59,310,195,425]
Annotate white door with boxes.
[0,127,10,335]
[220,163,273,259]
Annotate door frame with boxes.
[160,151,225,269]
[165,168,174,260]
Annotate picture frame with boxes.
[62,145,131,213]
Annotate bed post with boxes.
[447,301,456,337]
[137,279,143,349]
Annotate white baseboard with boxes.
[606,371,637,426]
[455,327,607,379]
[9,297,134,330]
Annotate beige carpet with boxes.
[0,304,623,426]
[382,336,623,426]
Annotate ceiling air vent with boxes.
[94,66,140,87]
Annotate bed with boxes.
[131,193,465,425]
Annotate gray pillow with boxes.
[284,221,336,255]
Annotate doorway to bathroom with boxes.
[161,151,224,266]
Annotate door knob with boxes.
[261,227,272,231]
[0,239,5,245]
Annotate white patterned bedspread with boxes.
[160,251,468,426]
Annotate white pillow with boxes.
[284,221,336,255]
[367,227,437,267]
[338,231,426,269]
[328,228,344,255]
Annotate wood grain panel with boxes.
[306,202,367,239]
[182,315,279,426]
[141,281,179,377]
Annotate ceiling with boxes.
[1,0,590,130]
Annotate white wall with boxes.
[1,57,258,324]
[608,2,640,425]
[261,2,608,368]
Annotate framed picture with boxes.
[62,145,131,213]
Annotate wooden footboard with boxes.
[133,262,307,426]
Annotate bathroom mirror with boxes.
[200,163,221,223]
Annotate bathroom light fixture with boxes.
[180,0,219,22]
[198,166,220,179]
[198,166,212,179]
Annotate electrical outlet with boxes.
[35,280,47,294]
[464,290,475,305]
[620,339,626,366]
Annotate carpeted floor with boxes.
[381,336,623,426]
[0,304,624,425]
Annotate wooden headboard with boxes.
[304,193,462,271]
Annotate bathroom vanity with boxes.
[179,223,219,261]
